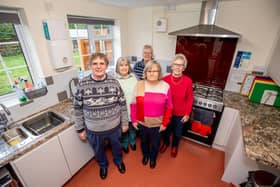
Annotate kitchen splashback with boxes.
[176,36,238,89]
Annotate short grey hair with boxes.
[173,53,188,68]
[143,44,154,58]
[143,60,162,80]
[115,57,132,74]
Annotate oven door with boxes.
[182,105,223,146]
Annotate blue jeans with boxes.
[120,122,136,148]
[86,127,122,169]
[162,116,184,148]
[138,124,161,162]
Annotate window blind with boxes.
[0,12,20,24]
[67,15,114,25]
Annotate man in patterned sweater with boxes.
[73,53,129,180]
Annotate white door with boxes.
[58,125,94,175]
[12,136,71,187]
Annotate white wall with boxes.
[127,3,201,60]
[217,0,280,68]
[126,0,280,91]
[0,0,129,76]
[127,7,153,56]
[219,0,280,91]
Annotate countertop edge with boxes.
[224,91,280,169]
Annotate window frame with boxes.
[0,9,42,104]
[67,15,116,70]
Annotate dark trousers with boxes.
[86,127,122,169]
[138,124,161,162]
[162,116,184,148]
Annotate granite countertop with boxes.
[224,91,280,169]
[0,100,74,168]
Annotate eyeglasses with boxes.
[172,63,185,68]
[147,70,159,73]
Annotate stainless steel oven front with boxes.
[182,84,224,146]
[183,105,223,146]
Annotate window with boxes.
[67,15,115,71]
[0,10,34,96]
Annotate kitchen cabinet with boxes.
[58,125,94,175]
[213,107,239,151]
[10,125,94,187]
[11,136,71,187]
[221,110,259,185]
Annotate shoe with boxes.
[171,147,178,158]
[159,144,168,153]
[130,144,136,151]
[123,147,129,154]
[99,168,107,179]
[150,160,156,169]
[117,162,126,174]
[142,156,149,165]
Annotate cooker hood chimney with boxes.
[169,0,240,38]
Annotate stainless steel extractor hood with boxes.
[169,0,240,38]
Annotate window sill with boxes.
[0,93,33,108]
[0,93,23,108]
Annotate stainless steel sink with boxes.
[1,127,29,146]
[22,111,65,136]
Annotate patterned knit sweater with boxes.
[130,80,173,128]
[73,74,128,133]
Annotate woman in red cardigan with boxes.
[160,54,193,157]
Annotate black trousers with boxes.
[138,124,161,161]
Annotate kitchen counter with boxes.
[0,100,74,168]
[224,91,280,169]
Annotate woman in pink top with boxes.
[130,60,172,169]
[160,54,193,157]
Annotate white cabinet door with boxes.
[213,107,239,151]
[58,126,94,175]
[222,112,259,185]
[12,136,71,187]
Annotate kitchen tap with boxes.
[0,103,13,132]
[69,77,79,102]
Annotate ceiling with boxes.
[95,0,204,8]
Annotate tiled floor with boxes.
[64,138,230,187]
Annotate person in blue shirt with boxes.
[133,45,154,80]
